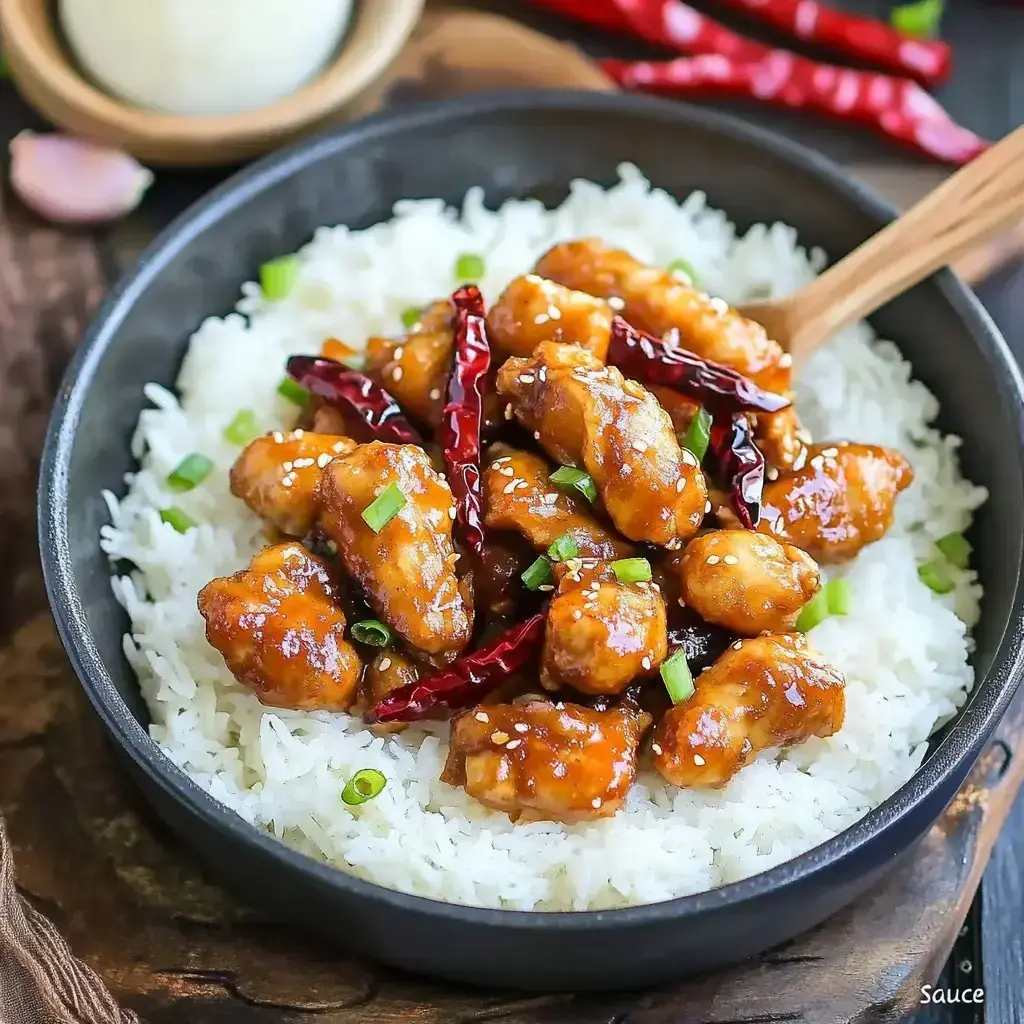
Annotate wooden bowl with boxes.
[0,0,424,166]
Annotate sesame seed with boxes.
[705,500,712,513]
[706,555,720,565]
[538,584,554,592]
[592,797,602,809]
[732,641,743,650]
[392,367,404,382]
[810,455,824,469]
[519,374,536,384]
[514,479,529,491]
[333,442,348,453]
[651,742,663,755]
[676,477,686,492]
[542,493,558,505]
[555,702,565,710]
[506,739,522,750]
[681,450,698,467]
[448,506,457,519]
[694,754,706,766]
[503,481,518,495]
[709,296,729,315]
[538,367,547,382]
[641,656,652,671]
[608,296,625,310]
[394,346,406,361]
[666,538,682,551]
[316,453,332,468]
[499,466,514,477]
[293,429,304,438]
[573,610,583,620]
[491,731,510,744]
[272,431,284,443]
[592,582,602,590]
[293,458,314,469]
[533,431,541,440]
[504,404,514,420]
[492,456,511,465]
[767,467,779,481]
[281,476,294,488]
[821,447,839,458]
[379,657,392,671]
[779,353,793,368]
[548,305,562,320]
[514,723,529,733]
[534,313,550,325]
[282,461,294,472]
[723,555,739,565]
[475,711,490,723]
[430,388,441,400]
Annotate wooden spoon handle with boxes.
[785,124,1024,360]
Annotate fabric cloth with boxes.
[0,818,135,1024]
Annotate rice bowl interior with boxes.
[99,165,987,912]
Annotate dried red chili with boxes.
[441,285,491,560]
[710,413,766,530]
[607,316,790,416]
[365,613,547,723]
[286,355,423,446]
[667,611,734,675]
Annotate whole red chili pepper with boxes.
[286,355,423,446]
[607,316,790,415]
[710,413,765,530]
[365,613,547,723]
[441,285,492,560]
[601,52,987,166]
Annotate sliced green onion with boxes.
[825,578,852,616]
[936,532,971,570]
[260,255,301,300]
[918,559,955,595]
[167,453,213,492]
[277,377,310,407]
[612,557,653,584]
[796,589,829,632]
[547,534,579,562]
[341,768,387,806]
[160,507,197,533]
[521,556,554,591]
[549,466,598,504]
[361,483,407,533]
[890,0,944,37]
[400,306,423,330]
[660,651,694,704]
[351,619,395,647]
[667,258,700,287]
[454,252,485,282]
[681,406,713,462]
[223,409,260,446]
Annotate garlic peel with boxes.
[9,132,153,224]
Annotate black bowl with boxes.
[39,91,1024,992]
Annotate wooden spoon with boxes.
[739,123,1024,363]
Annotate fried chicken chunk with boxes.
[318,442,471,659]
[679,530,820,635]
[360,649,421,734]
[542,561,666,695]
[759,442,914,562]
[483,447,634,560]
[486,274,613,361]
[442,700,649,822]
[198,542,360,711]
[496,341,708,547]
[534,238,788,393]
[229,430,355,537]
[652,633,845,788]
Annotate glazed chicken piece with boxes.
[649,385,700,437]
[360,649,421,734]
[364,299,455,426]
[542,561,667,695]
[652,632,845,788]
[486,274,613,361]
[759,442,914,562]
[483,447,634,560]
[442,700,649,822]
[229,430,355,537]
[318,441,472,659]
[679,530,820,635]
[534,239,789,393]
[755,406,809,473]
[198,542,361,711]
[496,341,708,547]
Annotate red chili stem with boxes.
[365,613,547,723]
[607,316,790,415]
[602,53,987,166]
[709,413,765,530]
[287,356,424,445]
[441,286,491,561]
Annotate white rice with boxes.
[100,164,987,911]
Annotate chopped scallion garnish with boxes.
[547,534,579,562]
[454,252,485,282]
[795,589,829,632]
[277,377,310,407]
[549,466,598,504]
[361,483,407,533]
[400,306,422,330]
[260,255,301,300]
[521,556,554,591]
[160,507,196,533]
[167,453,213,492]
[351,619,395,647]
[660,651,694,703]
[918,559,955,594]
[890,0,944,37]
[936,532,971,570]
[341,768,387,806]
[825,578,851,616]
[223,409,260,446]
[667,258,700,286]
[681,406,712,462]
[612,557,652,584]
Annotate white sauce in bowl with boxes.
[60,0,354,116]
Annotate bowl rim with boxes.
[39,88,1024,931]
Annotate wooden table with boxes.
[1,2,1022,1021]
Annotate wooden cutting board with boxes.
[1,7,1021,1023]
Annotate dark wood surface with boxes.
[1,2,1023,1021]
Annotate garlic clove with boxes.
[8,131,154,225]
